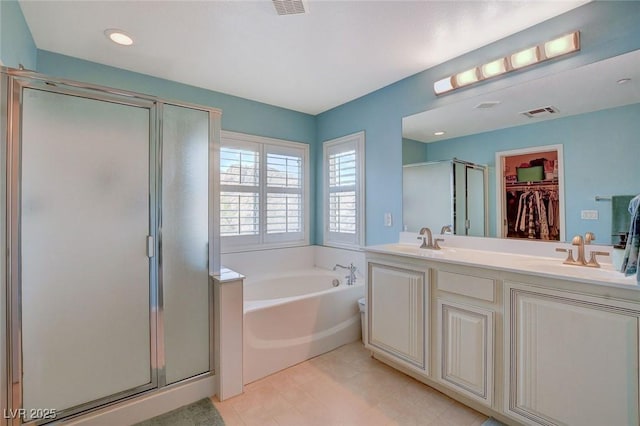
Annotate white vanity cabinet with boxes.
[504,282,640,426]
[367,261,429,371]
[435,271,495,407]
[366,245,640,426]
[437,299,494,406]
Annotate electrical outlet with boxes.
[384,212,393,227]
[581,210,599,220]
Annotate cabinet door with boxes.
[506,284,639,426]
[437,299,493,406]
[368,262,427,370]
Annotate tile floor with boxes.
[212,342,488,426]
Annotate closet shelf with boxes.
[506,179,558,190]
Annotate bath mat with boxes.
[134,398,225,426]
[481,418,507,426]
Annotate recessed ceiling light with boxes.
[434,131,446,136]
[617,78,631,85]
[104,29,134,46]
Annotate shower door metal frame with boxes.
[451,159,489,236]
[2,67,221,425]
[154,102,221,388]
[5,73,160,424]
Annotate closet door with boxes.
[18,87,154,420]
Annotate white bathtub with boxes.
[243,268,365,384]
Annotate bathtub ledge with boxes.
[211,267,245,284]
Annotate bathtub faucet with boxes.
[333,263,357,285]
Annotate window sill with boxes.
[322,241,364,252]
[221,240,309,254]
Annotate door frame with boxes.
[495,144,565,241]
[1,68,222,425]
[6,75,158,424]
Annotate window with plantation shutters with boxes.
[220,144,260,238]
[323,132,365,248]
[266,150,302,235]
[220,131,309,252]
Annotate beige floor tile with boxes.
[211,397,246,426]
[434,401,488,426]
[272,409,317,426]
[214,342,489,426]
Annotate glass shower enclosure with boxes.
[403,158,488,236]
[1,69,221,424]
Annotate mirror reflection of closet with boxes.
[402,158,488,236]
[496,145,565,241]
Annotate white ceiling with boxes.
[402,48,640,143]
[19,0,587,115]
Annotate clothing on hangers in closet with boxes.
[510,189,559,240]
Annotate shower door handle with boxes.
[147,236,154,258]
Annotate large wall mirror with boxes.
[402,49,640,245]
[403,159,488,236]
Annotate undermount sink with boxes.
[378,243,453,256]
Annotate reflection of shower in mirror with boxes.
[402,159,488,236]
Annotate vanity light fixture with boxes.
[480,58,507,79]
[434,131,446,136]
[433,31,580,95]
[544,32,579,59]
[617,78,631,85]
[433,77,454,94]
[510,46,540,69]
[104,29,134,46]
[455,68,479,87]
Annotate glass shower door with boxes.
[161,104,211,384]
[466,166,486,237]
[18,87,155,420]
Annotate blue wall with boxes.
[36,51,318,243]
[423,103,640,244]
[402,138,429,166]
[316,1,640,245]
[4,1,640,246]
[0,0,37,69]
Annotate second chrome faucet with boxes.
[555,232,609,268]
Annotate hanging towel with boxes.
[621,195,640,283]
[611,195,634,236]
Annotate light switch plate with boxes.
[581,210,598,220]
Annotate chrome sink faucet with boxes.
[440,225,453,235]
[417,227,444,250]
[573,234,587,265]
[333,263,357,285]
[418,227,433,248]
[555,232,609,268]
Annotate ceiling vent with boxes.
[474,101,501,109]
[273,0,306,15]
[521,106,559,118]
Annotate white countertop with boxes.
[365,243,638,289]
